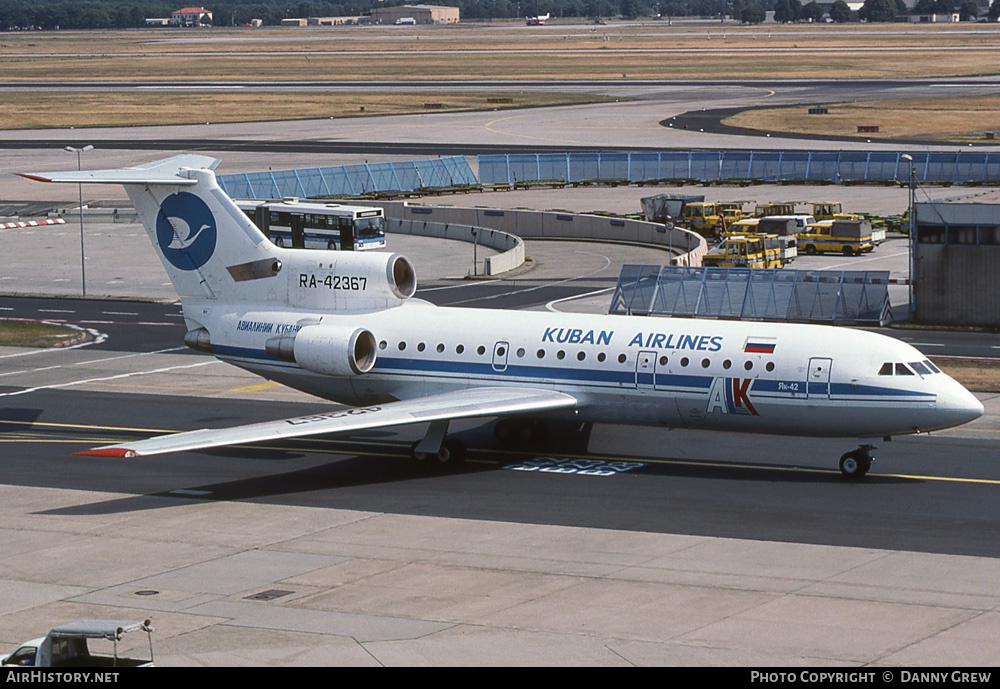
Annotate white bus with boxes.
[236,198,387,251]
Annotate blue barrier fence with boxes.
[478,151,1000,185]
[217,156,477,199]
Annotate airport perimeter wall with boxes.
[372,201,708,270]
[384,216,524,277]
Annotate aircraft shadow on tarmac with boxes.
[35,425,917,519]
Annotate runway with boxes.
[1,76,999,666]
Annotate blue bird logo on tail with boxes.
[156,192,217,270]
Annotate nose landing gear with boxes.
[839,444,875,479]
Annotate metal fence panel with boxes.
[954,152,988,184]
[774,151,810,181]
[719,151,752,180]
[531,153,566,181]
[568,153,600,181]
[218,157,476,198]
[611,265,891,325]
[629,152,664,181]
[689,152,723,181]
[746,151,784,181]
[659,152,695,180]
[863,152,904,182]
[478,155,510,185]
[477,151,1000,186]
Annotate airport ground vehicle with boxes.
[722,215,813,241]
[2,620,154,668]
[758,215,816,237]
[721,218,760,240]
[236,198,386,251]
[639,193,704,223]
[811,202,850,220]
[21,155,983,479]
[679,202,727,237]
[754,202,797,218]
[717,201,747,225]
[809,203,889,242]
[799,219,876,256]
[702,234,795,268]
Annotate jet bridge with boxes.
[610,266,892,326]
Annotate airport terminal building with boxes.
[913,201,1000,327]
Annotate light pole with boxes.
[65,145,93,297]
[901,154,915,321]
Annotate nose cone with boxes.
[936,377,985,429]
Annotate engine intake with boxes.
[266,324,376,377]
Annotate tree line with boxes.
[1,0,997,30]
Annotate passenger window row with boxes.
[378,341,776,372]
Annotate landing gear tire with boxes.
[411,441,427,462]
[839,450,872,479]
[411,439,465,467]
[436,438,466,465]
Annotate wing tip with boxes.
[16,173,53,183]
[74,448,139,458]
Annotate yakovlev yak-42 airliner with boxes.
[21,155,983,478]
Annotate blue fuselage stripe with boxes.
[213,345,935,402]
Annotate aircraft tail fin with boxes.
[19,155,282,303]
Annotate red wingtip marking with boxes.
[15,173,53,183]
[74,448,138,458]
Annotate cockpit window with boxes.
[924,360,941,374]
[909,361,931,376]
[878,362,893,376]
[895,363,915,376]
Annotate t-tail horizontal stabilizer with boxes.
[17,155,220,186]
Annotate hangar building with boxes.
[370,4,460,24]
[913,201,1000,327]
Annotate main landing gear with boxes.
[839,444,875,479]
[410,420,466,467]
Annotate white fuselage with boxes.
[198,299,983,440]
[24,155,984,464]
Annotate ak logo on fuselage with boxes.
[707,377,759,416]
[155,192,217,271]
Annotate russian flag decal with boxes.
[744,337,776,354]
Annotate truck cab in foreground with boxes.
[2,620,154,668]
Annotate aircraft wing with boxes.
[75,387,578,458]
